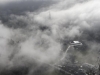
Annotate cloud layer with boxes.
[0,0,100,74]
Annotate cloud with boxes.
[27,0,99,39]
[0,21,13,67]
[21,0,100,64]
[0,0,100,74]
[4,0,100,65]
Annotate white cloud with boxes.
[0,0,100,70]
[0,21,13,67]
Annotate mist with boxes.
[0,0,100,75]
